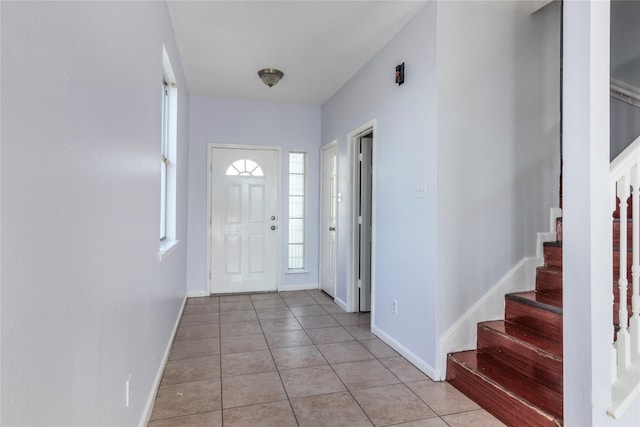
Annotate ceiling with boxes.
[166,1,428,106]
[167,1,553,106]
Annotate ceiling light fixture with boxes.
[258,68,284,88]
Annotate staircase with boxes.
[446,227,564,426]
[446,208,634,426]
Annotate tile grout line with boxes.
[154,292,494,426]
[254,295,302,427]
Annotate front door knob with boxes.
[271,225,277,230]
[329,227,336,231]
[271,215,276,220]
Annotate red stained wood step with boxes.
[613,282,633,325]
[477,321,563,394]
[556,218,562,242]
[543,242,562,268]
[505,291,562,342]
[536,267,562,294]
[612,248,633,281]
[447,350,563,426]
[501,319,563,357]
[612,219,633,248]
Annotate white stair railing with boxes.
[608,134,640,418]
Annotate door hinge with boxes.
[357,279,362,288]
[358,153,363,162]
[358,216,362,225]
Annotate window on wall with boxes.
[159,46,178,258]
[288,152,306,269]
[160,77,169,241]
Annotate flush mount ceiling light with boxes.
[258,68,284,88]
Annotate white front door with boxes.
[320,143,338,297]
[209,146,279,294]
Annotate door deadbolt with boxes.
[271,225,277,230]
[271,215,277,221]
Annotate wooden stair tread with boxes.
[506,291,562,313]
[448,350,563,424]
[478,321,563,394]
[480,320,563,358]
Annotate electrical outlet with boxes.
[126,375,133,407]
[392,299,398,314]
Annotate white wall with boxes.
[322,2,439,372]
[186,96,321,295]
[610,0,640,160]
[1,2,189,426]
[436,0,560,344]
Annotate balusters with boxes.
[632,166,640,356]
[617,175,631,371]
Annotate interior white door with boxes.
[210,147,279,293]
[320,143,338,297]
[358,136,373,312]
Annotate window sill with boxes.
[158,240,179,261]
[286,269,309,274]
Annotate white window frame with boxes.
[288,152,307,270]
[159,46,178,260]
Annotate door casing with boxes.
[348,120,377,314]
[206,143,282,295]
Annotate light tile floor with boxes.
[148,290,506,427]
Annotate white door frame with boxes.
[206,143,282,295]
[319,140,338,298]
[347,120,377,314]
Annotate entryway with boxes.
[207,145,281,294]
[350,123,375,313]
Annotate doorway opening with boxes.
[349,122,375,313]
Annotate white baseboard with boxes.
[538,207,562,257]
[139,295,187,427]
[279,283,319,292]
[550,207,562,233]
[334,297,348,311]
[187,289,208,298]
[537,232,557,258]
[372,325,439,380]
[436,256,541,381]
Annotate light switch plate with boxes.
[412,181,427,198]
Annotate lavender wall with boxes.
[1,2,189,425]
[322,2,439,372]
[436,1,561,345]
[321,0,560,375]
[186,96,321,295]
